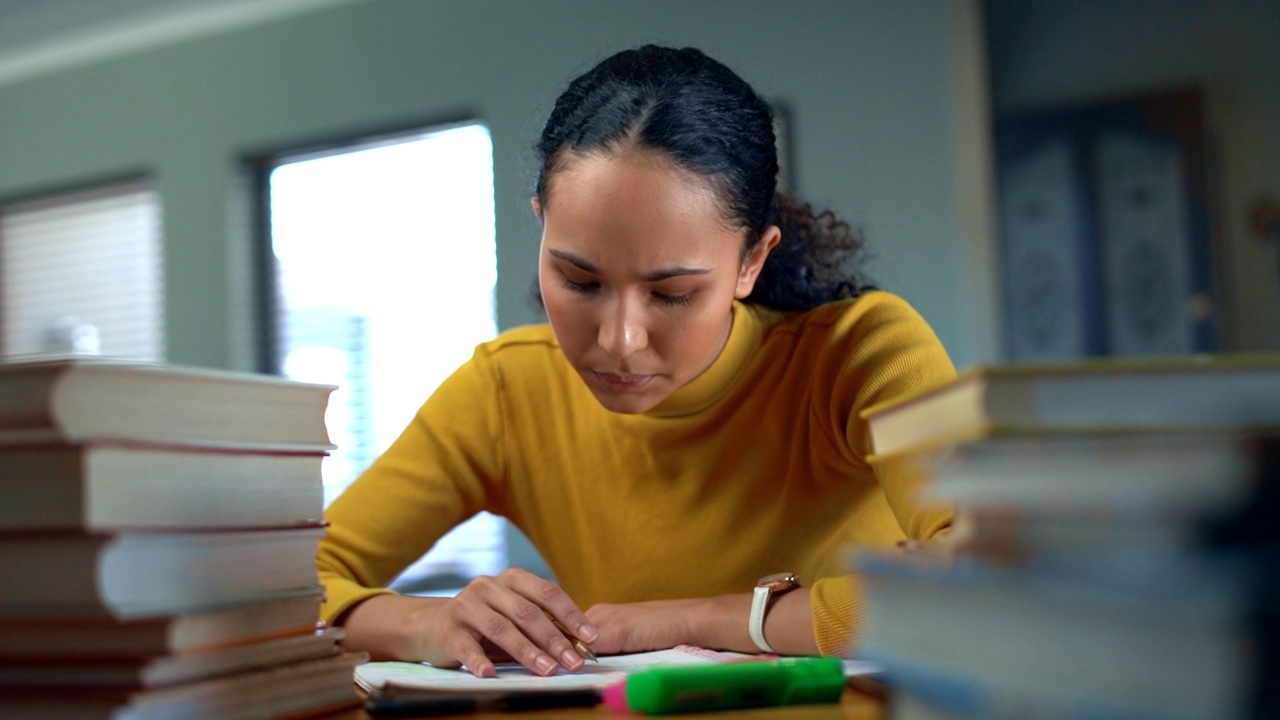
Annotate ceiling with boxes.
[0,0,361,86]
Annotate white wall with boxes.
[986,0,1280,351]
[0,0,997,370]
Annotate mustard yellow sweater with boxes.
[318,291,956,654]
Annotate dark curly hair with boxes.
[533,45,873,311]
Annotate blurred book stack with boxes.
[854,355,1280,720]
[0,357,366,719]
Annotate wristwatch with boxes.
[749,572,800,653]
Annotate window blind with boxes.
[0,182,164,360]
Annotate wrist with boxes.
[342,593,448,661]
[686,594,755,652]
[749,572,801,653]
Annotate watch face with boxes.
[758,572,799,590]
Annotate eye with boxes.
[654,291,695,307]
[562,278,599,294]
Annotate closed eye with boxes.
[562,278,599,294]
[654,291,695,307]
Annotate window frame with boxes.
[244,114,481,375]
[245,116,507,590]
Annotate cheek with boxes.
[542,287,593,353]
[668,301,732,367]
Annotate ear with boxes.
[531,196,543,221]
[734,226,781,299]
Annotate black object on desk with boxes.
[364,689,601,717]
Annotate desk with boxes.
[321,688,885,720]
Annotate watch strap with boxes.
[749,584,777,653]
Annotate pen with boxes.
[547,614,597,662]
[364,689,601,717]
[603,656,846,714]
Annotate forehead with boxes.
[541,150,742,260]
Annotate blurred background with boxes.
[0,0,1275,585]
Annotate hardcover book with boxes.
[0,357,335,451]
[0,527,326,618]
[0,590,324,659]
[0,442,325,530]
[862,354,1280,458]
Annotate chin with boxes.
[588,387,664,415]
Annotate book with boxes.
[921,432,1276,516]
[0,651,368,720]
[951,506,1221,574]
[0,526,325,618]
[0,442,325,530]
[855,554,1257,720]
[0,357,335,451]
[0,627,344,688]
[888,677,1088,720]
[0,590,324,659]
[860,357,1279,720]
[861,354,1280,458]
[856,432,1278,719]
[0,357,350,719]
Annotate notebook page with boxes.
[355,645,749,696]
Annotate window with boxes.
[0,181,164,360]
[265,123,503,590]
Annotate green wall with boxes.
[0,0,997,371]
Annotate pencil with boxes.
[547,615,597,662]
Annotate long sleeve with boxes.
[316,347,507,625]
[806,293,957,654]
[315,294,957,657]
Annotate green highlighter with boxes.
[604,656,846,714]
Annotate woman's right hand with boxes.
[392,568,598,678]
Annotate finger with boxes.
[467,605,560,677]
[488,590,585,672]
[504,570,598,643]
[446,633,495,678]
[584,605,628,655]
[455,576,568,673]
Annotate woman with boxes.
[318,45,956,678]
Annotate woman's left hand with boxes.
[583,599,701,655]
[586,589,816,657]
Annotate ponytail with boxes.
[745,192,875,311]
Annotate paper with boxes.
[355,646,882,696]
[356,646,747,695]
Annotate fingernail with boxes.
[535,656,557,675]
[579,624,598,642]
[561,649,583,669]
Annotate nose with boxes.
[597,295,648,360]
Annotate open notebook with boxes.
[355,645,880,697]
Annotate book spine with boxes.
[0,369,59,431]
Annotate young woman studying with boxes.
[317,45,956,678]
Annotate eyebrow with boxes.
[547,249,711,282]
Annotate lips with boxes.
[592,371,656,392]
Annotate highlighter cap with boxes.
[603,682,628,712]
[776,657,848,704]
[625,657,845,714]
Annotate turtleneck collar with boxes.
[643,300,764,419]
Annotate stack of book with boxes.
[0,357,367,719]
[855,355,1280,720]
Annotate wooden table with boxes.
[322,687,886,719]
